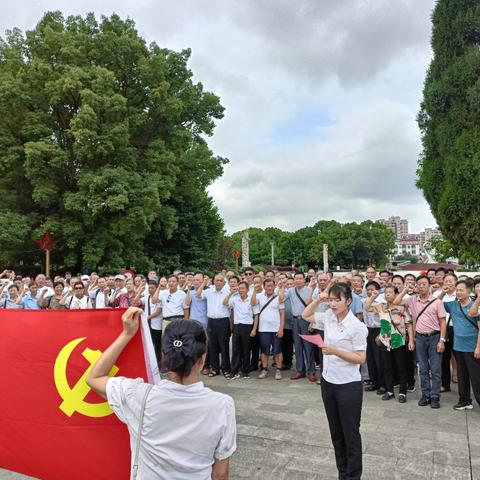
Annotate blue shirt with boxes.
[189,288,208,326]
[22,293,40,310]
[444,300,479,352]
[350,293,363,316]
[285,287,312,317]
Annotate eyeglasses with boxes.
[74,287,84,290]
[244,272,253,276]
[166,294,172,303]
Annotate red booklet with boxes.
[299,334,324,347]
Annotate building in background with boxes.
[380,217,443,261]
[380,216,409,239]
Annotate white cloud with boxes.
[1,0,438,235]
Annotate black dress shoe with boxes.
[382,392,395,401]
[376,387,387,395]
[365,385,378,392]
[398,394,407,403]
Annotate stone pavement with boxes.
[1,373,479,480]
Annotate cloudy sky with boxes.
[2,0,438,234]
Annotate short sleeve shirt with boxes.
[405,296,446,334]
[444,300,479,352]
[160,290,187,318]
[256,293,284,332]
[106,377,236,480]
[313,309,368,384]
[228,293,258,325]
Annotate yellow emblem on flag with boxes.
[54,337,119,418]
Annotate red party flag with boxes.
[0,309,158,480]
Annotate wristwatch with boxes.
[440,337,446,343]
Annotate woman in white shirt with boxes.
[303,283,368,480]
[87,307,236,480]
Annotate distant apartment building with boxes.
[381,217,443,259]
[380,216,409,239]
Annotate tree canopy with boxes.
[0,12,227,272]
[417,0,480,260]
[228,220,395,269]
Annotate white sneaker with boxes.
[275,369,282,380]
[230,373,241,380]
[258,369,268,379]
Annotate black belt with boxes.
[163,315,184,320]
[208,317,229,321]
[416,331,440,337]
[293,315,304,319]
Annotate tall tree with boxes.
[0,12,227,271]
[417,0,480,258]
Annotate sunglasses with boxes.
[244,272,253,276]
[75,287,84,290]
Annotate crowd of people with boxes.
[1,265,479,411]
[2,264,480,479]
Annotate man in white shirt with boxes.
[88,277,109,308]
[252,278,285,380]
[142,279,163,362]
[153,275,188,331]
[197,274,231,377]
[35,273,54,298]
[224,281,258,379]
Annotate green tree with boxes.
[417,0,480,258]
[0,12,226,272]
[229,220,394,270]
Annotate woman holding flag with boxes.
[87,307,236,479]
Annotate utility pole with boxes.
[271,242,275,266]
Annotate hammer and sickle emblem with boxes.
[54,337,119,418]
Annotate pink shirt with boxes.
[405,295,446,334]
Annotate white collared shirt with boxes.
[256,292,284,332]
[39,285,54,297]
[107,377,236,480]
[228,293,259,325]
[313,309,368,384]
[160,290,187,318]
[89,288,109,308]
[142,294,162,330]
[201,286,230,319]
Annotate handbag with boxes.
[132,383,154,480]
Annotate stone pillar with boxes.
[242,229,251,268]
[323,243,329,272]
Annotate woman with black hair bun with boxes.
[87,307,237,480]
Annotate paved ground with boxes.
[2,373,479,480]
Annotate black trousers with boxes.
[382,345,408,395]
[207,317,231,373]
[250,334,261,370]
[366,328,384,388]
[442,325,455,389]
[456,351,480,406]
[231,323,253,375]
[149,327,162,365]
[281,328,293,368]
[405,343,416,386]
[321,379,363,480]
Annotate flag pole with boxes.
[45,249,51,278]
